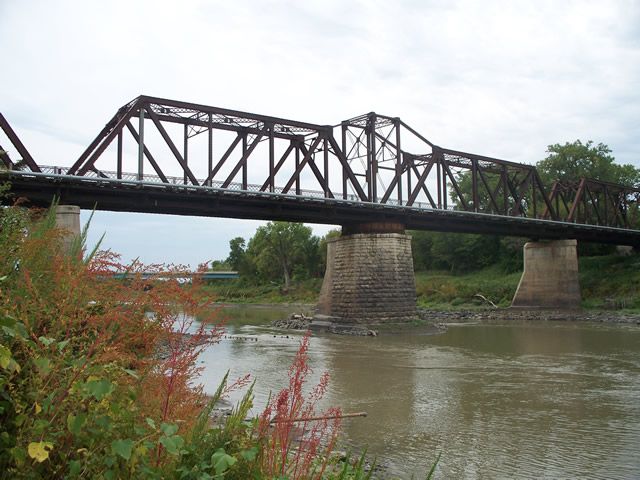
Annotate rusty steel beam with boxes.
[0,113,40,172]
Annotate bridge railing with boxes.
[36,165,445,211]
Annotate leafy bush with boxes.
[0,201,377,478]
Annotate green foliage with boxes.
[411,231,502,273]
[226,236,248,272]
[209,260,232,271]
[537,140,640,187]
[415,268,522,308]
[226,222,324,290]
[415,251,640,311]
[0,200,381,479]
[319,229,341,272]
[578,252,640,311]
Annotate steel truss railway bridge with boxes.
[1,96,639,317]
[1,95,639,247]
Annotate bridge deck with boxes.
[4,169,639,247]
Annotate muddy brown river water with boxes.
[197,306,640,479]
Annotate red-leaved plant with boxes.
[257,332,342,479]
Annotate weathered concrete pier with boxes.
[511,239,581,309]
[54,205,81,252]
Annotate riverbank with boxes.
[416,308,640,325]
[206,252,640,313]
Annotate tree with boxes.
[245,222,316,290]
[537,140,640,186]
[226,236,247,271]
[430,232,501,273]
[318,229,341,274]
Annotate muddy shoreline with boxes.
[270,307,640,336]
[416,307,640,325]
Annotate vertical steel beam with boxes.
[471,158,478,212]
[183,123,188,185]
[242,133,248,190]
[395,118,402,205]
[116,130,123,179]
[295,143,301,196]
[407,156,412,206]
[369,114,377,202]
[208,114,213,187]
[442,152,448,210]
[436,156,442,208]
[137,109,144,181]
[323,137,329,198]
[341,122,348,200]
[269,125,275,193]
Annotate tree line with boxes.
[213,140,640,284]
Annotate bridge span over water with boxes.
[1,95,639,247]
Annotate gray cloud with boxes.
[2,0,639,265]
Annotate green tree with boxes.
[226,237,247,271]
[318,229,341,274]
[245,222,316,290]
[410,230,435,271]
[430,232,501,273]
[537,140,640,186]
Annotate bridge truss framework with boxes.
[1,96,639,246]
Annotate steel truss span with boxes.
[1,95,639,246]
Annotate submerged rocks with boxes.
[271,313,312,330]
[272,313,379,336]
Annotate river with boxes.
[196,305,640,479]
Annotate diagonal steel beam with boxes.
[145,105,199,185]
[407,156,437,207]
[71,100,141,175]
[0,143,13,169]
[260,143,294,192]
[221,132,265,188]
[326,135,368,201]
[282,136,323,194]
[0,113,40,172]
[297,141,335,198]
[204,133,242,185]
[125,122,169,183]
[440,160,468,211]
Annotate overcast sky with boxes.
[2,0,639,267]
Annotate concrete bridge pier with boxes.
[54,205,81,253]
[511,239,581,309]
[317,222,417,326]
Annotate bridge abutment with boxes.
[317,222,417,325]
[54,205,81,253]
[511,239,581,309]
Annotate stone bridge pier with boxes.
[317,222,417,325]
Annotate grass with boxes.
[415,266,521,309]
[202,277,323,304]
[202,253,640,313]
[416,253,640,312]
[579,253,640,311]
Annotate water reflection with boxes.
[197,310,640,479]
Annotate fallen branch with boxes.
[270,411,367,424]
[474,293,498,308]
